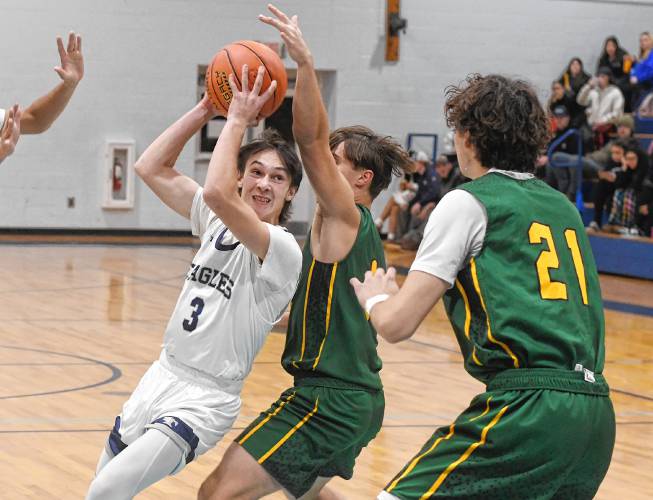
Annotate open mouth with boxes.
[252,195,271,205]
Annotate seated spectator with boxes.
[597,36,632,110]
[375,150,428,241]
[577,67,625,147]
[398,155,464,250]
[637,162,653,237]
[603,145,649,235]
[588,140,627,231]
[585,114,635,168]
[548,81,578,128]
[630,31,653,109]
[541,105,581,200]
[559,57,590,130]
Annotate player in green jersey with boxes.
[352,74,615,500]
[198,5,413,499]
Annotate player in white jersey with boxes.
[86,66,303,500]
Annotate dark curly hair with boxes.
[237,128,303,224]
[329,125,413,199]
[445,74,550,173]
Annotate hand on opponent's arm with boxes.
[0,105,21,164]
[351,267,448,343]
[20,32,84,134]
[202,64,279,260]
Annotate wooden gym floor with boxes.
[0,240,651,499]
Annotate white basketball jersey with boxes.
[163,188,302,381]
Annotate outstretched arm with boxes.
[0,105,21,164]
[260,4,358,225]
[20,32,84,134]
[350,267,448,344]
[202,65,280,260]
[134,99,215,218]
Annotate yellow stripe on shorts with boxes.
[420,405,510,499]
[386,423,456,493]
[258,397,319,464]
[238,393,296,445]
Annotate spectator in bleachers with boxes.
[398,155,464,250]
[541,105,581,200]
[399,155,466,250]
[585,114,635,168]
[637,164,653,237]
[548,81,580,128]
[375,150,428,242]
[588,140,628,231]
[630,31,653,109]
[597,36,632,111]
[559,57,590,130]
[577,67,625,147]
[603,145,649,235]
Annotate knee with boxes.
[86,476,116,500]
[198,476,223,500]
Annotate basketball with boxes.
[205,40,288,118]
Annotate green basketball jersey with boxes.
[443,173,605,384]
[282,205,385,390]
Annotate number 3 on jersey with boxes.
[528,222,588,305]
[182,297,205,332]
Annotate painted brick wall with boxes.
[0,0,650,229]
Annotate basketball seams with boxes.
[233,42,279,113]
[223,48,243,91]
[207,49,229,114]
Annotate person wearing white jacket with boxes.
[577,67,625,128]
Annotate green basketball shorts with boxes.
[381,369,615,500]
[237,377,385,498]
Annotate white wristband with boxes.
[365,294,390,316]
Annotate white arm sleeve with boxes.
[0,109,5,130]
[253,224,303,324]
[410,189,487,288]
[190,188,217,238]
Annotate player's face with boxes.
[240,149,296,225]
[332,142,373,193]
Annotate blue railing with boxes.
[547,128,584,211]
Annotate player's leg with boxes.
[197,441,282,499]
[380,383,613,500]
[200,385,383,500]
[86,429,184,500]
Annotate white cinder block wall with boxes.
[0,0,651,230]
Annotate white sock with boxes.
[387,233,395,241]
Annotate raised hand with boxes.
[259,4,312,65]
[54,32,84,86]
[227,64,277,127]
[0,105,22,164]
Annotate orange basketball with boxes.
[205,40,288,118]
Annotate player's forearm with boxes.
[202,119,244,207]
[20,81,78,134]
[370,296,417,344]
[135,104,211,179]
[292,60,330,148]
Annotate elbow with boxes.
[374,313,413,344]
[202,186,230,213]
[134,160,149,180]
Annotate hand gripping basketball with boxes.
[227,65,277,127]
